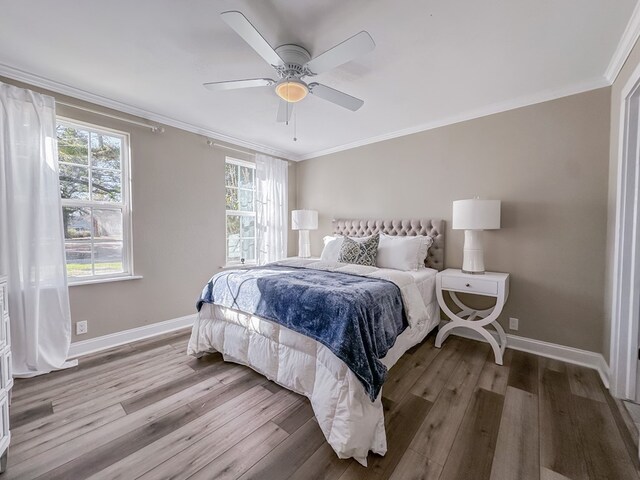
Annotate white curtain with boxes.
[255,154,288,265]
[0,82,73,377]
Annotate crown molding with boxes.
[0,63,295,161]
[605,1,640,84]
[0,63,613,163]
[296,76,610,161]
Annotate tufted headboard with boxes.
[332,218,445,271]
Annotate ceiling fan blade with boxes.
[308,83,364,111]
[305,31,375,74]
[221,11,284,67]
[203,78,275,91]
[276,99,294,123]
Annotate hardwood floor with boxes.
[6,329,639,480]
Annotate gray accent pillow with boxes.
[338,234,380,266]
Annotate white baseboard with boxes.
[66,315,610,388]
[67,314,196,359]
[439,321,611,388]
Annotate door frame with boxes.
[611,62,640,399]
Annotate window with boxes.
[56,119,132,282]
[225,157,256,265]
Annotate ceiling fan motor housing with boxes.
[274,44,313,78]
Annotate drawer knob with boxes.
[465,283,471,287]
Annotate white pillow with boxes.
[321,236,344,262]
[320,235,371,262]
[376,234,433,271]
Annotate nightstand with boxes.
[435,268,510,365]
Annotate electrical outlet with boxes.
[76,320,88,335]
[509,317,519,331]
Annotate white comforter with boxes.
[187,258,439,465]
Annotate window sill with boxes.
[69,275,143,287]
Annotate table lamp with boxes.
[291,210,318,258]
[452,198,501,274]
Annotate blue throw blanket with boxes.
[196,265,407,401]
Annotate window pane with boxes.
[60,164,89,200]
[238,189,253,211]
[94,242,124,275]
[241,215,255,237]
[227,238,240,260]
[226,188,238,210]
[58,122,131,279]
[241,239,255,261]
[225,163,238,187]
[91,133,121,170]
[93,209,123,241]
[57,125,88,165]
[239,166,254,189]
[226,215,240,237]
[65,242,92,277]
[62,207,91,240]
[92,168,122,202]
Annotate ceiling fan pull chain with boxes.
[293,110,298,142]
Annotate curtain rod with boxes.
[55,101,164,132]
[210,142,290,166]
[208,141,255,157]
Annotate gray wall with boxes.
[1,76,298,341]
[297,88,611,353]
[2,74,613,353]
[604,37,640,362]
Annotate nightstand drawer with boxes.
[0,281,6,317]
[3,316,9,350]
[0,316,6,351]
[2,349,12,392]
[0,350,9,391]
[441,275,498,295]
[0,394,9,441]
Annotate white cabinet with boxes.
[0,276,11,473]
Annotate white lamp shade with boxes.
[291,210,318,230]
[452,199,501,230]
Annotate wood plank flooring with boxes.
[6,329,639,480]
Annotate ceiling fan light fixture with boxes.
[275,80,308,103]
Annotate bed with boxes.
[187,219,444,465]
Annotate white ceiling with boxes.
[0,0,636,160]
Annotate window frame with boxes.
[225,156,257,267]
[57,117,134,285]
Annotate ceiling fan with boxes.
[203,11,375,123]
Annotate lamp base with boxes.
[461,269,486,275]
[298,230,311,258]
[462,230,485,274]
